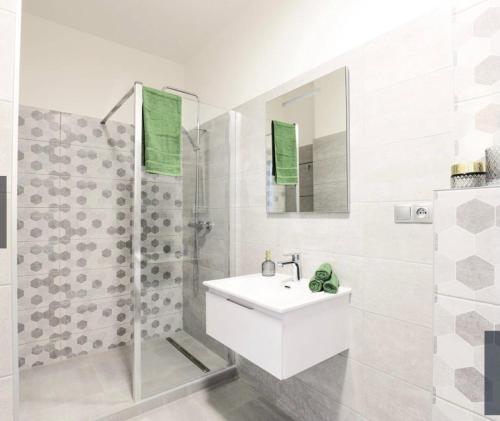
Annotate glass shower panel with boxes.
[139,98,232,399]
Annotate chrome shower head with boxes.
[183,128,208,151]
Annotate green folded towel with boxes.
[323,272,340,294]
[309,277,323,292]
[272,120,298,185]
[142,86,182,176]
[314,263,333,282]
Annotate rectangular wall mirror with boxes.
[266,66,349,213]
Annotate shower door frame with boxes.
[132,82,143,401]
[128,82,236,403]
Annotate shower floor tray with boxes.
[19,330,228,421]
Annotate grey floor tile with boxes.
[225,397,295,421]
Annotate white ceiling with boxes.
[23,0,252,63]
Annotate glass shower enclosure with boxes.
[108,82,234,400]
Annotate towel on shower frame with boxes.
[142,86,182,176]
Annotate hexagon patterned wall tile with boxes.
[17,106,185,369]
[454,2,500,101]
[434,294,500,416]
[453,0,500,160]
[435,187,500,305]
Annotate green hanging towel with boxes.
[323,272,340,294]
[142,86,182,176]
[272,120,298,185]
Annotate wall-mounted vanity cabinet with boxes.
[204,273,351,380]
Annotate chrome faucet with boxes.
[278,253,302,281]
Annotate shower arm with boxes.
[100,82,140,125]
[100,82,200,125]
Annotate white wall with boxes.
[0,0,20,419]
[20,14,185,122]
[185,0,440,109]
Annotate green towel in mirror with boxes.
[314,263,332,281]
[272,120,298,185]
[323,272,340,294]
[142,86,182,176]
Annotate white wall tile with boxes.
[363,365,432,421]
[453,0,489,14]
[0,286,12,377]
[273,204,365,257]
[362,259,433,327]
[362,311,433,389]
[277,376,364,421]
[234,241,283,276]
[0,100,12,186]
[296,354,366,415]
[433,397,489,421]
[343,306,364,363]
[0,376,13,421]
[362,67,453,147]
[351,133,453,202]
[361,202,434,264]
[234,206,278,247]
[0,0,15,12]
[363,8,452,93]
[0,10,15,102]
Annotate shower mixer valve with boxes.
[188,221,214,232]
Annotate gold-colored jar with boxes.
[450,161,486,189]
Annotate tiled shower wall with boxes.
[17,105,184,369]
[433,187,500,420]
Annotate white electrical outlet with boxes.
[394,203,432,224]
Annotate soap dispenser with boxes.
[262,250,276,277]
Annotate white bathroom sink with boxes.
[203,273,352,379]
[203,272,351,316]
